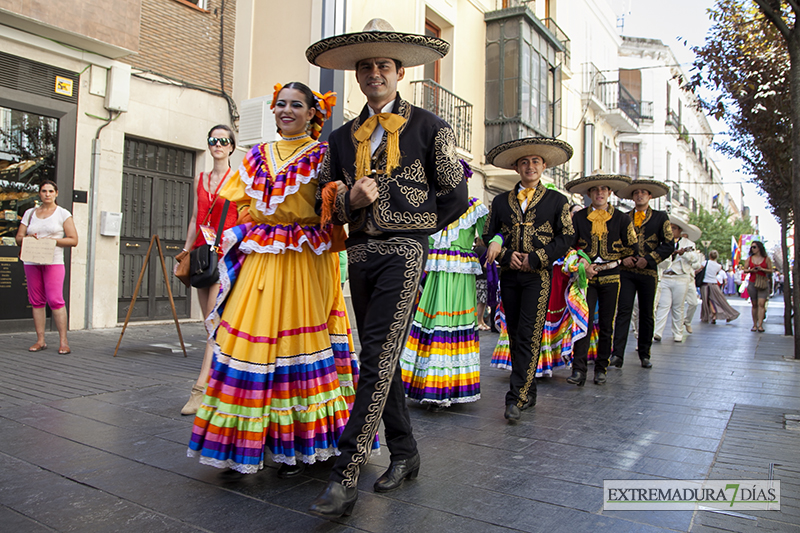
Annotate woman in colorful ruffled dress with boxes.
[400,194,488,408]
[188,82,359,479]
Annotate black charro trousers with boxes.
[330,234,427,488]
[500,268,552,408]
[611,269,658,362]
[572,273,620,374]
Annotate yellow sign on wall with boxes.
[55,76,73,97]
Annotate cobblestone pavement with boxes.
[0,295,797,532]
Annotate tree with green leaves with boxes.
[688,206,754,263]
[688,0,796,341]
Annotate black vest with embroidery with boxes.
[316,94,468,235]
[622,207,673,272]
[482,182,574,272]
[572,205,638,264]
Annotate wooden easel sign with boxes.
[114,234,187,357]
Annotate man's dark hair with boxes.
[355,58,403,70]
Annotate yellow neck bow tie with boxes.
[353,113,406,179]
[634,210,646,227]
[517,187,537,205]
[587,207,612,237]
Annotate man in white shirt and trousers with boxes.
[653,214,702,342]
[682,223,703,334]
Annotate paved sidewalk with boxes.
[0,295,798,532]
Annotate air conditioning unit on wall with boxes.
[238,95,279,147]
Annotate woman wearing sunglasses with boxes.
[177,124,239,415]
[743,240,772,332]
[188,82,363,480]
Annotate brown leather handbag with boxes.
[174,250,191,288]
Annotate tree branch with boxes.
[788,0,800,18]
[753,0,793,39]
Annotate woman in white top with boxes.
[15,180,78,354]
[699,250,739,324]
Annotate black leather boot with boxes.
[309,481,358,518]
[373,453,420,492]
[566,370,586,386]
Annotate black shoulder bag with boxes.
[695,260,708,288]
[190,200,230,288]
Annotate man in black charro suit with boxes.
[609,180,674,369]
[482,137,575,423]
[306,18,468,518]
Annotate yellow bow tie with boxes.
[353,112,406,179]
[634,210,646,227]
[517,187,536,205]
[587,208,612,237]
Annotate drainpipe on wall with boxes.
[84,112,115,330]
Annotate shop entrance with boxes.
[0,106,67,327]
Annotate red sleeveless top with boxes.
[192,170,238,250]
[748,257,768,284]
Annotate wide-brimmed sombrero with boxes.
[565,174,632,195]
[669,213,701,242]
[617,179,670,200]
[306,18,449,70]
[486,137,573,169]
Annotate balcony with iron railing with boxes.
[666,108,680,131]
[547,164,570,191]
[599,80,641,127]
[543,18,570,70]
[640,101,654,121]
[582,62,606,102]
[411,79,473,153]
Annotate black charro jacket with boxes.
[315,94,468,235]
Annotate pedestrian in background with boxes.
[743,240,772,332]
[682,224,702,335]
[723,267,737,295]
[699,250,739,324]
[15,180,78,355]
[653,214,702,342]
[176,124,239,416]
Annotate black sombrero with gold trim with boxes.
[617,179,670,200]
[565,174,633,195]
[306,18,449,70]
[486,137,573,169]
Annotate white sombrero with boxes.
[669,213,701,242]
[306,18,449,70]
[617,179,670,200]
[565,174,633,195]
[486,137,573,169]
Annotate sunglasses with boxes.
[208,137,232,147]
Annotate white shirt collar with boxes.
[367,100,395,116]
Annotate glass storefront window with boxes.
[0,106,59,246]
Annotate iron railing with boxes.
[547,164,569,191]
[640,101,654,121]
[666,108,680,130]
[582,62,606,101]
[598,80,641,125]
[411,79,473,152]
[543,18,570,69]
